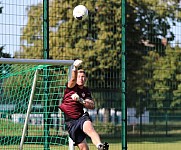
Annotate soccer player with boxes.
[59,60,109,150]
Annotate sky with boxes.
[170,22,181,46]
[0,0,180,57]
[0,0,42,56]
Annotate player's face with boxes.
[77,72,86,86]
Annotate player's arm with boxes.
[68,59,83,88]
[71,94,95,110]
[83,98,95,110]
[67,69,77,88]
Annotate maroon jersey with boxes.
[59,84,92,119]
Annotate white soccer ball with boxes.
[73,5,88,20]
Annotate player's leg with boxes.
[83,120,109,150]
[83,120,101,146]
[77,138,89,150]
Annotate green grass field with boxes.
[1,119,181,149]
[1,137,181,150]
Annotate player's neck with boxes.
[78,85,84,89]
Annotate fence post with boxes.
[121,0,127,150]
[43,0,50,149]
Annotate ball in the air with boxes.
[73,5,88,20]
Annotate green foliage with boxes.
[18,0,181,111]
[94,121,119,135]
[19,0,123,108]
[126,0,181,107]
[139,46,181,112]
[152,46,181,109]
[19,3,43,58]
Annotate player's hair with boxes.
[78,69,86,74]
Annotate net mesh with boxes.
[0,63,70,149]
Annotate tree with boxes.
[18,0,181,120]
[137,44,181,115]
[19,0,122,111]
[152,46,181,109]
[124,0,181,113]
[0,1,3,14]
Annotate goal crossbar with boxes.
[0,58,74,65]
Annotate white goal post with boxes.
[0,58,74,65]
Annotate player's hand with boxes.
[71,93,80,101]
[73,59,83,70]
[73,59,82,67]
[84,99,95,109]
[71,93,85,104]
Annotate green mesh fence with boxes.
[0,62,71,149]
[0,0,181,150]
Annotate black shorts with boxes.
[65,112,91,145]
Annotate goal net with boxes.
[0,58,73,150]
